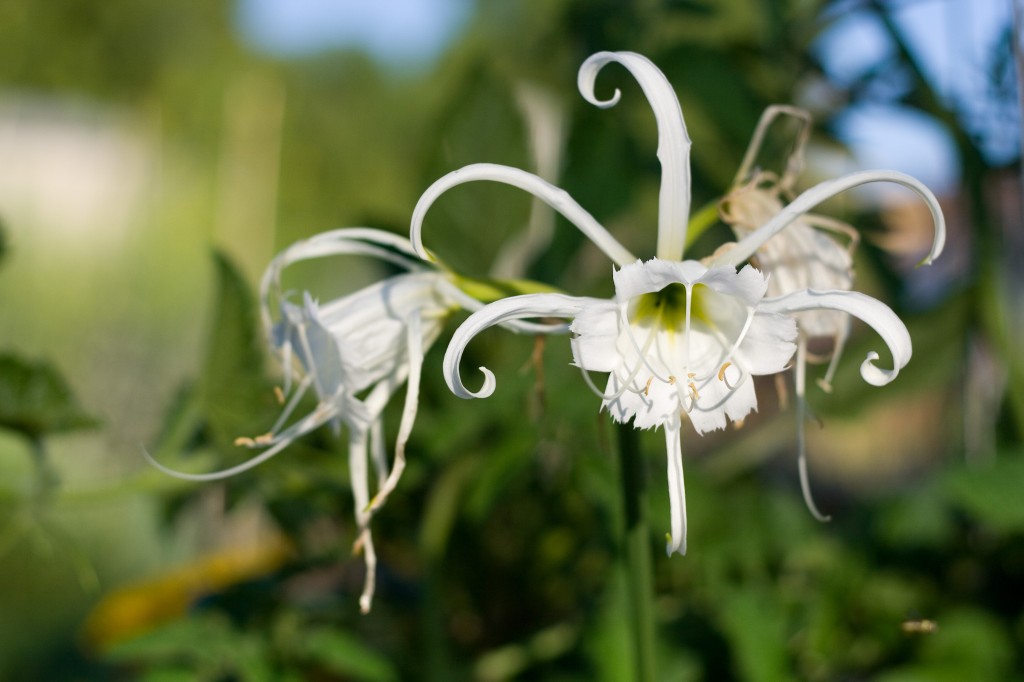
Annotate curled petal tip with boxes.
[859,350,898,387]
[472,367,497,399]
[665,532,687,557]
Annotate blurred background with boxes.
[0,0,1022,679]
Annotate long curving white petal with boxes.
[760,289,911,387]
[712,170,946,269]
[794,337,831,522]
[579,51,692,261]
[140,400,339,481]
[366,310,424,518]
[664,416,688,556]
[410,163,636,268]
[433,275,567,336]
[444,293,602,399]
[259,228,425,340]
[348,426,377,614]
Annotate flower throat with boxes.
[632,283,709,329]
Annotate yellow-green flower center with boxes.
[632,283,709,329]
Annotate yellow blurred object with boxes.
[80,534,292,651]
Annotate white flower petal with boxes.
[733,312,798,375]
[664,415,687,556]
[141,398,341,482]
[579,52,692,261]
[569,301,621,373]
[760,289,911,386]
[698,264,769,307]
[260,228,425,339]
[713,169,946,269]
[366,309,424,518]
[411,162,636,267]
[347,427,377,613]
[795,338,832,522]
[445,293,600,399]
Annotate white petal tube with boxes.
[579,52,692,261]
[712,170,946,269]
[410,163,636,268]
[444,293,600,399]
[760,289,911,386]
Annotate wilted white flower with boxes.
[147,228,460,612]
[720,105,944,520]
[412,52,945,556]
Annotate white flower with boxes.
[412,52,945,557]
[721,106,856,347]
[572,259,797,435]
[719,105,945,520]
[146,228,460,613]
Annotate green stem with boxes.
[617,425,657,682]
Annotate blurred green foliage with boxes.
[1,0,1022,680]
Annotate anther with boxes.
[688,382,700,401]
[644,376,654,396]
[718,362,732,381]
[234,436,256,447]
[274,386,285,404]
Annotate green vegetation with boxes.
[0,0,1021,679]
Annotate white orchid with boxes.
[720,105,944,520]
[146,228,461,613]
[411,51,946,556]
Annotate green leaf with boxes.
[0,354,99,441]
[298,627,398,682]
[0,218,7,267]
[202,252,264,389]
[717,587,790,682]
[106,612,274,681]
[943,454,1024,534]
[194,251,281,451]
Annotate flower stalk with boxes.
[617,424,658,682]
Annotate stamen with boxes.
[268,374,315,437]
[688,382,700,401]
[584,322,664,404]
[618,303,673,384]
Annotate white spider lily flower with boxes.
[414,51,945,557]
[146,228,460,613]
[718,105,946,520]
